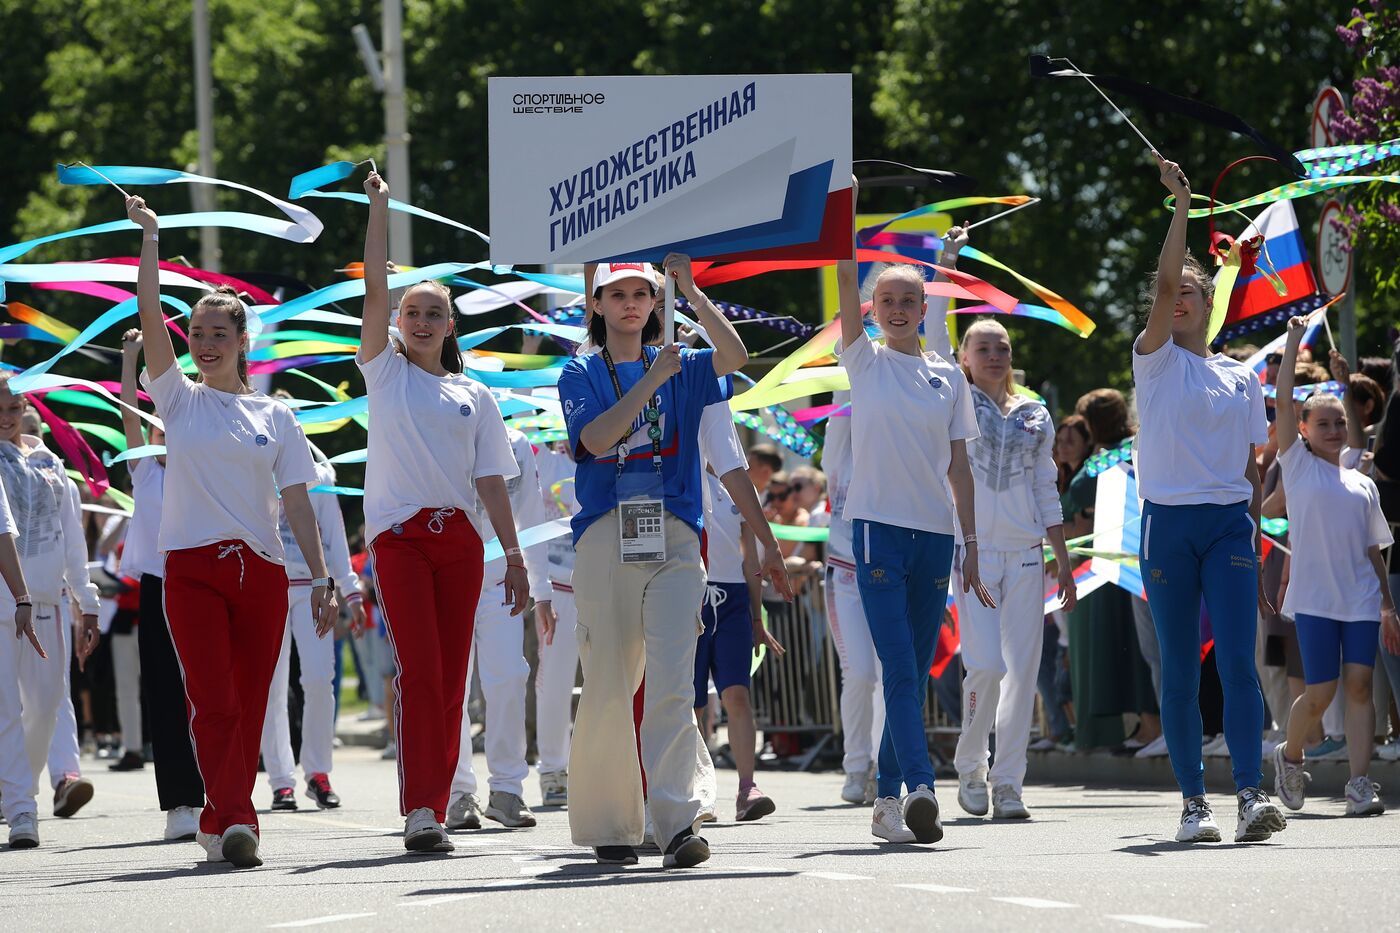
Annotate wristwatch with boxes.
[310,576,334,591]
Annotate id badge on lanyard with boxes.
[605,347,667,564]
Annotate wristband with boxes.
[506,561,526,570]
[14,600,31,608]
[505,546,523,557]
[310,576,333,590]
[146,233,159,242]
[963,534,978,545]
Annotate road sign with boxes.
[1316,199,1352,295]
[1311,86,1345,151]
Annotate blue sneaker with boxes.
[1305,736,1348,761]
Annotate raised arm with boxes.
[927,225,967,362]
[124,197,176,379]
[357,171,391,365]
[837,176,865,354]
[1138,154,1192,357]
[664,253,748,377]
[1275,316,1307,455]
[1328,349,1367,453]
[119,329,146,450]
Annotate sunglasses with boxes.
[769,487,791,499]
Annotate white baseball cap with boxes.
[592,262,660,296]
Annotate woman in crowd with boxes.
[1131,154,1284,843]
[836,188,994,846]
[358,171,529,853]
[953,316,1077,821]
[1271,315,1396,816]
[128,195,338,869]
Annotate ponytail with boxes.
[441,329,463,375]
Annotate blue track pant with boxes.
[852,519,955,798]
[1140,500,1264,798]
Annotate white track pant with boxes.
[0,604,67,822]
[260,586,336,789]
[452,582,530,799]
[47,601,82,787]
[826,563,884,774]
[954,546,1046,795]
[534,585,578,776]
[112,631,143,753]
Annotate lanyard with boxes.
[602,346,664,476]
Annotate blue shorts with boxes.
[1293,613,1380,685]
[693,581,752,707]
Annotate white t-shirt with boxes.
[536,444,578,586]
[840,335,979,535]
[1133,336,1267,506]
[120,457,164,579]
[1279,442,1393,621]
[143,366,319,562]
[702,471,746,584]
[824,391,854,564]
[358,344,519,544]
[698,402,747,478]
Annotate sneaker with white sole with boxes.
[1306,735,1347,760]
[697,805,718,824]
[1272,744,1309,811]
[1135,735,1170,759]
[1378,739,1400,762]
[221,824,263,868]
[992,784,1030,820]
[445,793,482,831]
[1344,776,1385,816]
[485,791,537,828]
[902,785,944,844]
[1175,795,1221,843]
[871,796,915,843]
[841,770,867,805]
[197,830,225,863]
[381,741,398,761]
[1202,734,1231,758]
[1235,787,1286,842]
[957,767,989,816]
[164,806,199,841]
[661,829,710,869]
[7,812,38,849]
[1028,736,1057,752]
[539,770,568,808]
[404,807,454,853]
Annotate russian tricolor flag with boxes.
[1214,201,1326,343]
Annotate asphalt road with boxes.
[4,746,1398,932]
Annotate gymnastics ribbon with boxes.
[1207,238,1247,344]
[29,393,108,496]
[1166,176,1400,219]
[855,196,1034,245]
[0,324,65,345]
[288,161,490,244]
[1261,380,1345,401]
[4,302,80,342]
[256,261,497,324]
[104,444,165,466]
[1295,139,1399,179]
[482,518,574,562]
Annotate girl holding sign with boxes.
[1132,154,1285,844]
[126,195,338,869]
[558,255,751,868]
[1271,315,1396,817]
[836,188,995,847]
[358,172,530,854]
[953,316,1077,822]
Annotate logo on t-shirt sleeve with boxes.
[459,403,473,417]
[928,376,943,389]
[255,434,269,447]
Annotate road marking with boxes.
[800,871,872,881]
[898,883,976,894]
[993,897,1078,909]
[400,895,480,908]
[1107,916,1206,930]
[268,914,376,928]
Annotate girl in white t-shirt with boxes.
[836,182,994,847]
[1271,315,1398,817]
[952,317,1077,822]
[126,196,339,870]
[1132,156,1284,846]
[357,172,529,855]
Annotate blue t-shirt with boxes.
[559,347,731,544]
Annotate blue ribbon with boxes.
[287,162,490,243]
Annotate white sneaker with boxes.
[7,812,38,849]
[1378,738,1400,762]
[1271,744,1309,811]
[1260,729,1285,758]
[991,784,1030,820]
[901,785,943,844]
[221,824,263,868]
[484,791,537,828]
[697,804,718,824]
[871,796,915,843]
[1028,736,1057,752]
[1175,795,1221,843]
[539,770,568,808]
[1235,787,1287,842]
[863,764,877,806]
[445,793,482,831]
[197,830,225,863]
[1344,776,1385,816]
[381,741,398,761]
[841,770,867,805]
[1202,734,1231,758]
[404,806,453,852]
[358,705,384,722]
[957,767,989,816]
[164,806,199,841]
[1135,735,1170,759]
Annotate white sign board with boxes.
[1316,198,1352,295]
[1311,86,1345,151]
[488,74,853,265]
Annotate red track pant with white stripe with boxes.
[165,541,289,837]
[371,508,484,821]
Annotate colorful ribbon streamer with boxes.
[287,162,489,244]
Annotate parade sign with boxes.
[488,74,853,264]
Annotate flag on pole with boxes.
[1213,201,1326,343]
